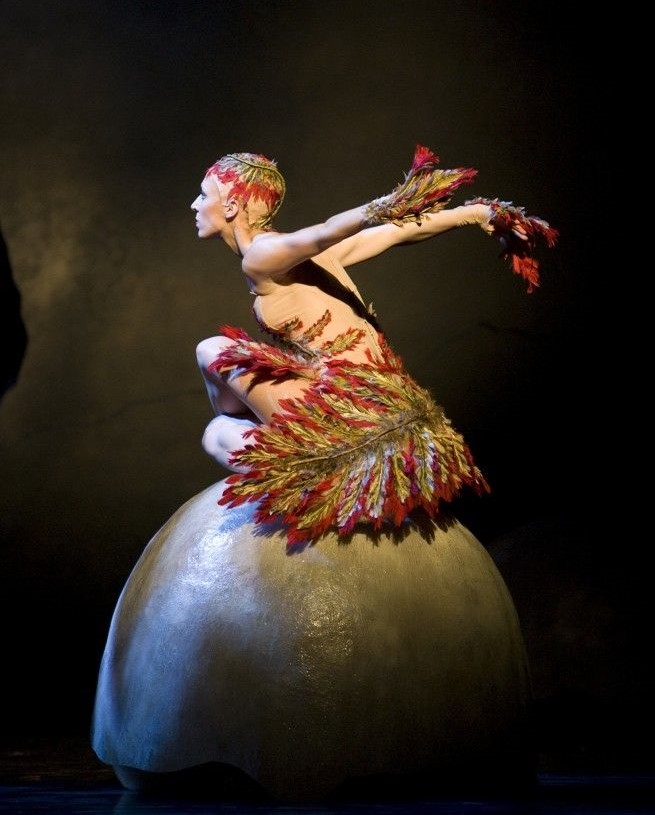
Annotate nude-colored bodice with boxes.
[251,250,383,365]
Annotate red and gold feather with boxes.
[366,144,478,225]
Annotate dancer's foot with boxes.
[202,413,259,472]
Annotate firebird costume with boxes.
[210,147,558,546]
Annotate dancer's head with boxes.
[195,152,285,237]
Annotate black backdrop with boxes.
[2,0,637,773]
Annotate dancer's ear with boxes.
[223,197,239,221]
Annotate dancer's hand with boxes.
[465,196,559,292]
[495,219,530,248]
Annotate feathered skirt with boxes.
[210,312,489,547]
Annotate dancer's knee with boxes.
[196,335,235,372]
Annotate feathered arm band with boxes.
[363,145,477,227]
[465,197,559,293]
[362,144,559,293]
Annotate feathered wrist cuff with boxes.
[465,197,559,293]
[363,145,477,227]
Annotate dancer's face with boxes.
[191,176,230,239]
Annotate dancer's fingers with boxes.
[512,224,529,240]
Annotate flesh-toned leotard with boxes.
[210,250,488,546]
[253,252,383,363]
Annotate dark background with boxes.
[1,0,638,776]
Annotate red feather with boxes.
[410,144,440,173]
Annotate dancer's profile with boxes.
[192,147,557,545]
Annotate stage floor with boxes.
[1,738,653,814]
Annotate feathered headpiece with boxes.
[206,152,285,230]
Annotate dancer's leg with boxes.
[196,336,251,416]
[196,334,311,423]
[196,333,311,472]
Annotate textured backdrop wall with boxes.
[1,0,627,771]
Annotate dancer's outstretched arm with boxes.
[243,203,373,279]
[244,200,511,276]
[331,202,495,267]
[243,200,501,279]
